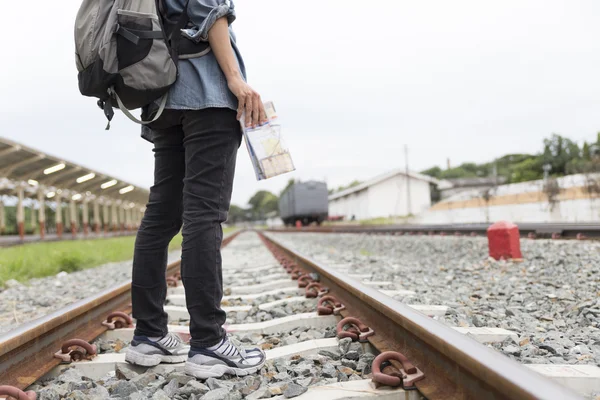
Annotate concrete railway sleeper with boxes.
[0,230,597,399]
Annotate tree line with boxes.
[421,133,600,184]
[227,179,297,223]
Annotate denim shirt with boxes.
[142,0,245,142]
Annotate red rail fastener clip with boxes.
[291,268,304,280]
[54,339,97,363]
[317,295,345,316]
[297,275,313,288]
[0,386,37,400]
[372,351,425,390]
[305,282,328,298]
[166,276,178,287]
[336,317,374,342]
[552,232,561,240]
[576,233,586,240]
[102,311,134,330]
[528,232,537,239]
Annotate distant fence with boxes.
[417,173,600,223]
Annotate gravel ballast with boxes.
[29,232,373,399]
[33,338,374,400]
[0,252,181,335]
[269,232,600,367]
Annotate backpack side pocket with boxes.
[113,9,176,109]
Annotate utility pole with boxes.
[543,163,552,182]
[493,162,498,188]
[405,144,411,216]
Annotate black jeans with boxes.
[132,108,241,348]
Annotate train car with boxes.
[279,181,329,226]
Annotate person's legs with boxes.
[178,108,241,348]
[131,111,185,338]
[179,108,266,378]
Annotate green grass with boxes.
[0,227,237,287]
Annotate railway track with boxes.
[0,230,589,399]
[269,222,600,239]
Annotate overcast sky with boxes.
[2,1,600,206]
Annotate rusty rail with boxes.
[259,231,581,400]
[267,222,600,239]
[0,229,242,391]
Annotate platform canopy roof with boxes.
[0,137,149,207]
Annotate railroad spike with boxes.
[102,311,134,330]
[297,274,313,288]
[337,317,375,342]
[372,351,425,390]
[166,276,178,287]
[317,295,345,316]
[54,339,97,363]
[305,282,328,298]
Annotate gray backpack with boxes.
[74,0,208,129]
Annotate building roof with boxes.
[0,137,149,207]
[328,169,439,201]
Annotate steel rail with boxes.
[268,222,600,238]
[260,231,582,400]
[0,229,241,391]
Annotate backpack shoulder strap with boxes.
[169,0,191,62]
[109,88,168,127]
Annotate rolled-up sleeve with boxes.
[181,0,236,42]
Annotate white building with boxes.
[328,169,438,221]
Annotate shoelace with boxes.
[161,332,182,348]
[225,335,254,376]
[226,335,248,359]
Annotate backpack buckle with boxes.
[98,97,114,130]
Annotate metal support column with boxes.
[70,198,77,238]
[82,197,89,236]
[55,192,63,238]
[111,202,118,233]
[93,200,101,234]
[0,197,5,234]
[30,198,36,234]
[38,189,46,240]
[127,207,133,231]
[103,201,109,235]
[64,199,70,234]
[16,185,25,241]
[119,206,125,233]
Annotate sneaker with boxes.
[184,335,266,378]
[125,332,189,367]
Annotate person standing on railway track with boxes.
[124,0,267,378]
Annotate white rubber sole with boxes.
[125,348,188,367]
[184,360,265,379]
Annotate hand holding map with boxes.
[241,101,295,180]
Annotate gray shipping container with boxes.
[279,181,329,226]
